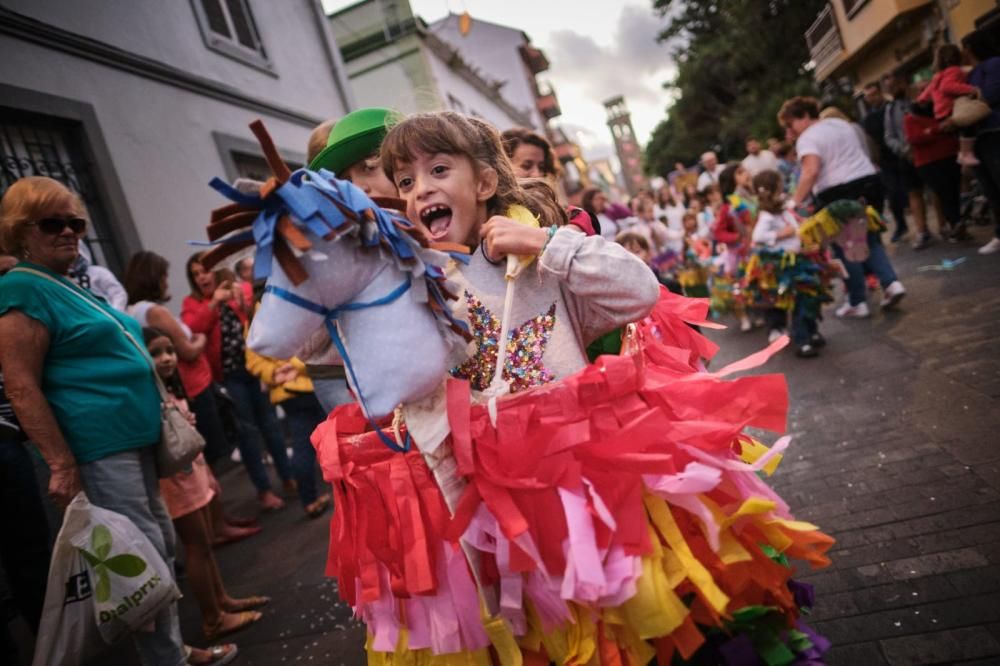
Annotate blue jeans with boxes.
[188,385,231,465]
[281,393,326,506]
[790,300,818,347]
[832,232,899,306]
[223,368,292,493]
[78,447,186,666]
[312,377,352,414]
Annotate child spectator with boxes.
[917,43,981,166]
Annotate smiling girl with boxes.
[381,111,659,394]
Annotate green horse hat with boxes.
[308,107,395,176]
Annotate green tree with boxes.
[644,0,825,177]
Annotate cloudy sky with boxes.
[322,0,678,161]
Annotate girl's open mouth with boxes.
[420,204,453,240]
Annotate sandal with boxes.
[203,610,262,642]
[186,643,238,665]
[213,524,262,548]
[222,595,270,612]
[305,493,331,519]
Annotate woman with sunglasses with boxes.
[0,177,237,666]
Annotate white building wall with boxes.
[0,1,351,311]
[429,15,542,130]
[422,46,527,132]
[4,0,349,115]
[340,35,442,114]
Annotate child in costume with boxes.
[678,212,712,299]
[710,164,755,330]
[203,113,834,665]
[366,111,832,663]
[744,171,830,357]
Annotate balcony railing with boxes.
[537,89,562,119]
[519,43,550,75]
[805,3,844,78]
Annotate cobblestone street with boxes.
[93,227,1000,666]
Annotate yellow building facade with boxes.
[807,0,998,91]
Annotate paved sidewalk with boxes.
[78,227,1000,665]
[707,228,1000,665]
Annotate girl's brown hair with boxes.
[520,178,568,228]
[381,111,542,222]
[752,169,785,214]
[185,250,207,297]
[933,44,963,71]
[124,250,170,304]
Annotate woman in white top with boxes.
[779,96,905,319]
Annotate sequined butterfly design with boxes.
[452,292,556,393]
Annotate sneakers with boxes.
[796,344,819,358]
[739,315,752,332]
[768,328,785,344]
[835,301,870,318]
[911,232,932,250]
[890,227,908,244]
[810,332,827,348]
[979,238,1000,255]
[879,281,906,309]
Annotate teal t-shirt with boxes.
[0,262,160,463]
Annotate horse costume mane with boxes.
[199,120,472,434]
[200,119,471,340]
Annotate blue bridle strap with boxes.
[263,281,413,453]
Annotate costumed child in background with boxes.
[743,171,830,358]
[142,328,268,644]
[710,164,756,329]
[677,211,712,299]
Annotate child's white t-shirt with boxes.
[752,209,801,253]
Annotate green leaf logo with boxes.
[77,525,148,603]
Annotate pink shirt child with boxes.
[917,66,976,120]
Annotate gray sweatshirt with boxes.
[445,226,660,394]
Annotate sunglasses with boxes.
[30,217,87,235]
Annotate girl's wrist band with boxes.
[540,225,557,255]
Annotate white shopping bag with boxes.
[32,493,181,666]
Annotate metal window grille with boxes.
[0,110,121,272]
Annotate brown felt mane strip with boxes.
[200,239,254,271]
[208,211,259,242]
[211,202,256,223]
[277,216,313,251]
